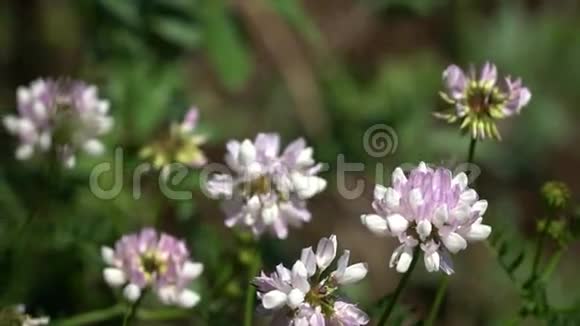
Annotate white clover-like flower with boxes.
[254,235,369,325]
[3,78,113,168]
[361,162,491,274]
[102,228,203,308]
[206,133,326,239]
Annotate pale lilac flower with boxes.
[206,133,326,239]
[436,62,531,140]
[361,162,491,274]
[102,228,203,308]
[254,235,369,325]
[3,78,113,167]
[140,106,207,169]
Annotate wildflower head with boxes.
[361,162,491,274]
[436,62,531,140]
[206,133,326,239]
[101,228,203,308]
[541,181,571,210]
[253,235,369,325]
[140,107,207,169]
[3,78,113,168]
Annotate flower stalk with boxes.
[377,247,421,326]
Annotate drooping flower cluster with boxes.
[0,305,49,326]
[206,133,326,239]
[254,235,369,325]
[102,228,203,308]
[3,78,113,167]
[361,162,491,274]
[436,62,531,140]
[140,107,207,169]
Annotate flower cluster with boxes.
[436,62,531,140]
[361,163,491,274]
[3,78,113,167]
[140,107,207,169]
[102,228,203,308]
[254,235,369,325]
[206,133,326,239]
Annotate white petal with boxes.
[247,195,261,213]
[391,246,414,273]
[16,144,34,160]
[38,132,51,151]
[392,167,407,184]
[239,139,256,166]
[417,162,428,172]
[293,174,326,199]
[374,184,387,200]
[452,173,468,190]
[460,189,478,204]
[31,80,46,97]
[450,204,470,223]
[416,220,432,240]
[465,221,492,241]
[291,261,311,294]
[83,139,105,156]
[17,87,32,105]
[3,116,20,133]
[101,246,116,265]
[385,187,401,209]
[261,204,279,225]
[337,263,368,285]
[287,288,305,309]
[123,284,142,302]
[442,232,467,253]
[182,261,204,279]
[316,234,337,271]
[471,200,488,216]
[360,214,388,236]
[300,247,317,277]
[177,289,201,308]
[157,286,177,304]
[424,251,440,272]
[262,290,288,309]
[64,155,76,169]
[386,214,409,235]
[296,147,314,167]
[103,268,126,287]
[433,205,448,227]
[33,102,47,120]
[409,188,423,211]
[98,100,110,114]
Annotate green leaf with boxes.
[99,0,140,27]
[153,18,201,49]
[198,0,253,91]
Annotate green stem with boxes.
[52,304,125,326]
[122,292,146,326]
[377,247,421,326]
[467,137,477,164]
[539,249,563,284]
[424,137,477,325]
[243,248,262,326]
[424,276,449,326]
[531,217,553,280]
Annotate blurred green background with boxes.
[0,0,579,325]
